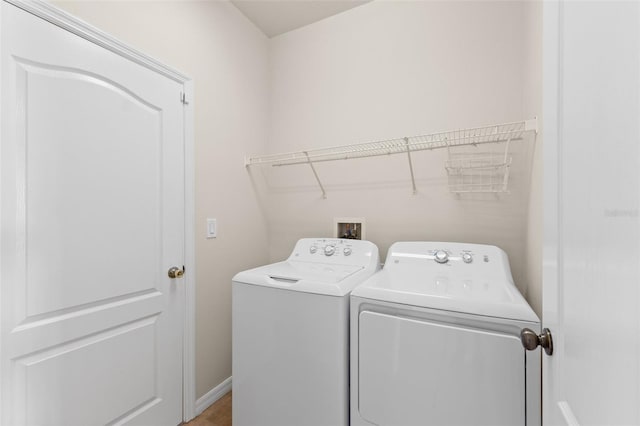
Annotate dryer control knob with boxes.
[309,246,318,254]
[462,253,473,264]
[324,245,336,256]
[343,247,352,256]
[434,250,449,264]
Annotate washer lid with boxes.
[351,242,539,322]
[264,261,363,284]
[233,238,381,296]
[233,260,368,296]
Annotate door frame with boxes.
[542,0,559,423]
[542,1,573,424]
[0,0,197,421]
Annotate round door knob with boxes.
[434,250,449,264]
[520,327,553,356]
[168,266,185,279]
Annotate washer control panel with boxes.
[307,239,355,257]
[292,238,375,265]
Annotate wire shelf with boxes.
[245,118,537,197]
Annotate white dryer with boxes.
[350,242,540,426]
[232,238,380,426]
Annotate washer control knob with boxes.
[343,247,352,256]
[324,245,336,256]
[310,246,318,254]
[462,253,473,264]
[434,250,449,264]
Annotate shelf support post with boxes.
[304,151,327,199]
[404,137,417,194]
[501,137,512,192]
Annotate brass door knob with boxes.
[168,266,185,279]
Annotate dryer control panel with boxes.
[427,248,482,265]
[391,245,496,267]
[385,241,511,283]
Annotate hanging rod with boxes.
[245,118,537,196]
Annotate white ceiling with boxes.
[230,0,372,38]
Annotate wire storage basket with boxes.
[445,143,512,194]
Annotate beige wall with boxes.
[53,0,270,398]
[264,1,538,299]
[523,0,543,317]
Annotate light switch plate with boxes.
[206,218,217,239]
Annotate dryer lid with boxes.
[351,241,539,323]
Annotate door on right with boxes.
[543,1,640,424]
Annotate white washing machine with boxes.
[350,242,541,426]
[232,238,380,426]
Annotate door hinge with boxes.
[180,92,189,105]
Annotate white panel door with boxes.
[0,3,185,425]
[543,1,640,425]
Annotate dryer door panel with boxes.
[358,311,525,426]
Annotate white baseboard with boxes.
[195,376,232,416]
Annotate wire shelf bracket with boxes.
[304,151,327,199]
[245,117,538,197]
